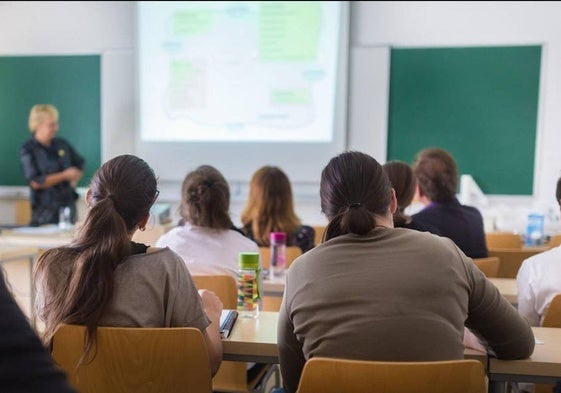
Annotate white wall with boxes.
[1,1,561,228]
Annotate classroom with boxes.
[1,2,561,393]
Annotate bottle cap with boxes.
[270,232,287,242]
[239,252,260,270]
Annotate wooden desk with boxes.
[222,311,279,363]
[488,327,561,392]
[0,226,74,249]
[221,311,488,368]
[0,245,39,324]
[489,278,517,305]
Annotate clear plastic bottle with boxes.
[237,252,260,318]
[270,232,287,280]
[525,213,545,246]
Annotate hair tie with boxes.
[349,203,362,209]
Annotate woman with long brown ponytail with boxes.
[35,155,223,375]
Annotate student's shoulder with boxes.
[130,246,185,268]
[460,203,484,217]
[390,227,465,261]
[521,245,561,268]
[410,206,434,221]
[157,226,182,240]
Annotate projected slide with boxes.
[138,1,343,142]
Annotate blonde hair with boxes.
[241,166,301,246]
[28,104,59,132]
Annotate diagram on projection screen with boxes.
[138,1,343,143]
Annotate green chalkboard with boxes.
[387,46,541,195]
[0,55,100,187]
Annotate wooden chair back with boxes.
[296,358,486,393]
[548,234,561,248]
[15,199,31,225]
[472,257,500,278]
[536,296,561,393]
[488,247,548,278]
[52,324,212,393]
[191,275,267,392]
[259,246,302,270]
[542,294,561,328]
[485,232,523,249]
[191,275,237,309]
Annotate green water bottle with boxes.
[237,252,261,318]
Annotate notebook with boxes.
[220,309,238,339]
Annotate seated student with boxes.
[278,151,534,393]
[156,165,259,279]
[241,166,314,253]
[0,270,75,392]
[35,155,223,376]
[517,176,561,326]
[382,160,438,232]
[411,148,488,258]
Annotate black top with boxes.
[20,136,85,226]
[411,198,488,258]
[0,270,75,392]
[243,225,315,253]
[130,241,149,255]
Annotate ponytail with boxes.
[324,205,376,242]
[180,165,233,230]
[37,197,130,365]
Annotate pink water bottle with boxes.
[270,232,287,279]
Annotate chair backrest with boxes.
[191,275,237,309]
[15,199,32,225]
[52,324,212,393]
[296,358,486,393]
[488,247,548,278]
[548,234,561,248]
[259,246,302,270]
[313,226,326,245]
[472,257,500,278]
[485,232,523,249]
[542,294,561,327]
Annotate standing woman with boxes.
[35,155,223,375]
[241,166,315,253]
[20,104,85,226]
